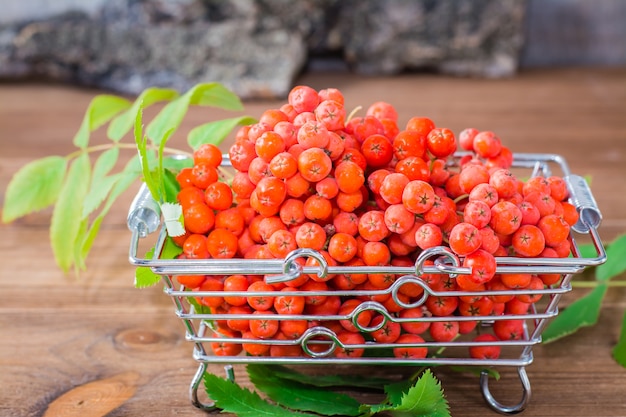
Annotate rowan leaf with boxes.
[203,373,306,417]
[73,95,131,148]
[612,309,626,368]
[82,147,121,218]
[134,237,182,288]
[135,109,161,202]
[542,283,608,343]
[2,156,67,223]
[596,234,626,281]
[247,364,361,416]
[162,169,182,203]
[147,83,243,145]
[364,369,450,417]
[134,266,161,289]
[107,87,179,141]
[390,369,450,417]
[187,115,256,149]
[50,153,91,272]
[81,157,142,261]
[258,364,393,390]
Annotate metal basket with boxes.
[128,153,606,415]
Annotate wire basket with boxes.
[128,152,606,414]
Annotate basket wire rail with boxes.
[128,153,606,415]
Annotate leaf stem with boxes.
[65,143,192,160]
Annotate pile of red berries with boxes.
[172,85,579,360]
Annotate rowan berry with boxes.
[328,233,358,263]
[361,134,393,168]
[207,228,238,259]
[318,87,345,105]
[223,275,250,306]
[459,163,490,194]
[379,172,410,205]
[462,249,497,285]
[395,156,430,182]
[429,320,459,342]
[370,315,401,343]
[183,203,214,235]
[366,101,398,121]
[297,147,332,183]
[204,181,233,211]
[459,127,479,151]
[449,222,482,256]
[334,161,365,193]
[537,214,570,247]
[392,334,428,359]
[402,180,435,214]
[295,222,327,251]
[315,99,346,131]
[511,224,545,257]
[288,85,320,113]
[392,130,427,160]
[489,201,522,235]
[414,223,443,250]
[358,210,390,242]
[472,131,502,158]
[405,116,435,137]
[469,334,501,360]
[345,116,385,143]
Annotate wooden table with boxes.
[1,68,626,416]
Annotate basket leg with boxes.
[189,363,236,412]
[189,362,219,412]
[480,367,531,415]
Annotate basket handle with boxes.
[564,174,602,233]
[127,184,161,237]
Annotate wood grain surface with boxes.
[1,68,626,417]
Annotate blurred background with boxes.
[1,0,625,99]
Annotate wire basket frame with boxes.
[128,153,606,415]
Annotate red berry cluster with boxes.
[172,85,580,360]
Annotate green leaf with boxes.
[364,370,450,417]
[247,364,362,416]
[80,157,142,261]
[80,216,104,262]
[135,110,161,202]
[392,369,450,417]
[259,364,393,390]
[156,128,175,200]
[134,266,162,289]
[187,115,256,150]
[162,155,193,172]
[73,217,89,271]
[204,373,306,417]
[73,95,131,148]
[596,234,626,281]
[134,238,182,288]
[542,283,608,343]
[50,153,91,272]
[107,88,179,141]
[146,83,243,145]
[193,82,244,110]
[82,147,121,218]
[162,169,181,203]
[2,156,67,223]
[612,309,626,368]
[383,379,416,408]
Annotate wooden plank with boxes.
[1,68,625,416]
